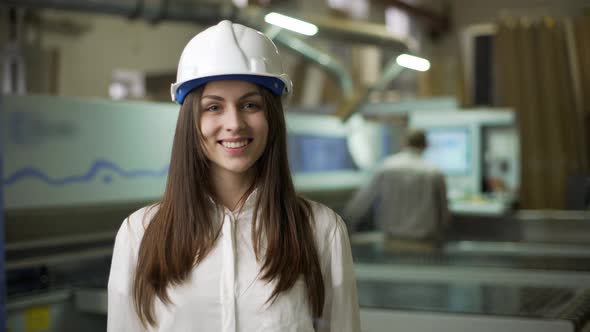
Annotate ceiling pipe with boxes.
[0,0,240,24]
[2,7,27,95]
[239,7,409,120]
[372,56,405,91]
[241,6,408,52]
[2,0,411,119]
[3,1,410,51]
[335,55,405,121]
[264,25,355,101]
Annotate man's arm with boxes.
[436,173,451,231]
[342,171,382,232]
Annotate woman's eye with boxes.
[243,102,261,111]
[205,104,220,112]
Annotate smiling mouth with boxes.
[219,139,252,149]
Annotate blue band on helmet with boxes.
[175,74,286,104]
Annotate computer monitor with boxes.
[288,134,357,173]
[423,127,471,175]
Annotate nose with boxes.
[223,106,246,132]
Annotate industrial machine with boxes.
[410,108,519,215]
[3,95,176,331]
[2,95,589,331]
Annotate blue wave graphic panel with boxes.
[3,159,169,187]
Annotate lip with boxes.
[218,137,252,153]
[219,137,251,143]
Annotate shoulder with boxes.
[418,159,444,176]
[115,204,160,252]
[381,153,402,166]
[305,199,348,246]
[304,199,355,272]
[390,152,441,175]
[381,152,410,170]
[128,204,159,229]
[109,204,159,294]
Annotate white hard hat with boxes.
[171,20,292,106]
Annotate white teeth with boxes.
[222,140,248,149]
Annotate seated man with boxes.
[344,129,450,251]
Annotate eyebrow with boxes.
[201,91,261,102]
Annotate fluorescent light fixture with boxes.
[264,12,318,36]
[232,0,248,8]
[396,54,431,71]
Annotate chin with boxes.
[224,163,256,175]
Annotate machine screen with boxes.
[424,128,471,175]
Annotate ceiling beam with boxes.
[373,0,451,38]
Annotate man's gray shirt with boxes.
[344,148,450,240]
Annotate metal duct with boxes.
[0,0,239,24]
[238,7,409,119]
[264,26,355,100]
[3,1,409,52]
[2,0,410,118]
[240,6,409,52]
[372,56,405,91]
[334,56,405,121]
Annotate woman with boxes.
[108,20,360,332]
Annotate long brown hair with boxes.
[132,85,324,327]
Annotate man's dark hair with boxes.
[406,129,428,150]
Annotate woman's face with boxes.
[199,80,269,180]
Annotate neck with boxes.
[211,169,255,211]
[405,146,424,154]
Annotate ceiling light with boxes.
[396,54,431,72]
[264,12,318,36]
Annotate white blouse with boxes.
[107,193,361,332]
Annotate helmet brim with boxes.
[174,74,287,104]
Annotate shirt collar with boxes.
[209,187,259,216]
[239,187,259,214]
[403,147,424,156]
